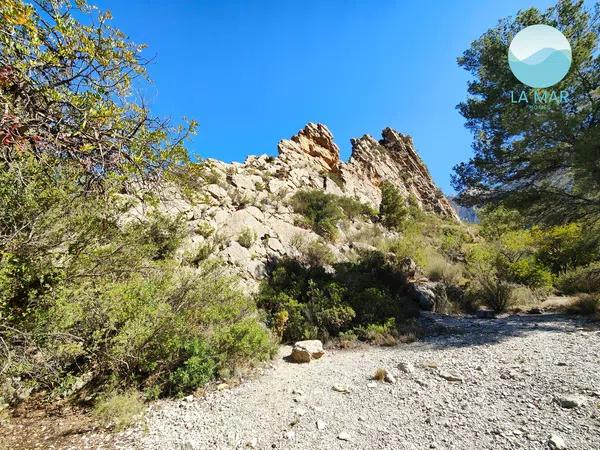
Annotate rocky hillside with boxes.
[148,123,458,285]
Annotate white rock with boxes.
[316,420,327,430]
[338,431,351,441]
[438,372,463,383]
[384,370,396,384]
[290,340,324,363]
[548,434,566,449]
[206,184,228,200]
[332,384,351,394]
[285,431,295,441]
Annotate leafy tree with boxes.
[452,0,599,225]
[0,0,195,189]
[0,1,275,404]
[378,181,408,230]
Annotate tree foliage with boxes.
[452,0,599,225]
[0,0,196,188]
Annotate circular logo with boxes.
[508,24,572,88]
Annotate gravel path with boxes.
[113,313,600,450]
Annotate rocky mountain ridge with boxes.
[148,123,458,286]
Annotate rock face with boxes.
[345,128,457,218]
[142,123,458,289]
[278,123,342,174]
[290,340,325,363]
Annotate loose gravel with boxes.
[111,313,600,450]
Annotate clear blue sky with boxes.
[94,0,558,193]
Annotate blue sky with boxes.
[94,0,558,193]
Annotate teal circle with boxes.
[508,24,572,88]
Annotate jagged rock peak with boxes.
[347,127,458,219]
[278,123,341,173]
[275,122,457,220]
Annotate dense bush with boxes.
[0,0,279,408]
[555,262,600,294]
[290,190,375,241]
[0,157,275,404]
[257,253,419,343]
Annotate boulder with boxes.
[408,281,446,311]
[290,340,325,363]
[399,257,417,278]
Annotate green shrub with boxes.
[212,318,276,377]
[354,318,398,346]
[195,221,215,238]
[533,223,599,273]
[93,390,145,430]
[185,242,216,266]
[290,190,344,240]
[469,277,514,312]
[555,262,600,294]
[139,211,187,260]
[335,196,377,220]
[379,181,408,230]
[237,227,257,248]
[383,231,431,268]
[257,253,419,343]
[168,338,216,393]
[303,240,335,267]
[290,190,376,240]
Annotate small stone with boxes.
[332,384,351,394]
[384,371,396,384]
[285,431,295,441]
[367,381,377,388]
[439,372,463,383]
[398,362,415,374]
[338,431,351,441]
[316,420,326,430]
[548,434,566,450]
[500,370,518,380]
[183,395,194,402]
[555,394,586,409]
[246,437,258,448]
[216,383,228,390]
[295,407,307,416]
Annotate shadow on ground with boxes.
[415,312,599,349]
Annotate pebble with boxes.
[338,431,351,441]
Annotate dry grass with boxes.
[372,368,387,381]
[93,390,145,431]
[425,254,463,285]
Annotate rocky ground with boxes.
[103,313,600,450]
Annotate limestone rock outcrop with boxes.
[140,122,458,289]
